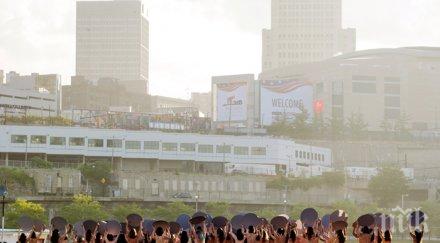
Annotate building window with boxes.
[126,141,141,150]
[11,135,27,144]
[216,145,231,154]
[385,108,400,119]
[69,137,85,146]
[49,137,66,146]
[88,139,103,148]
[295,150,298,158]
[180,143,196,152]
[144,141,159,150]
[162,143,178,151]
[352,82,376,94]
[251,147,267,156]
[107,139,122,148]
[385,96,400,107]
[384,84,400,95]
[352,75,376,81]
[198,144,214,153]
[234,146,249,155]
[31,135,46,144]
[384,77,400,83]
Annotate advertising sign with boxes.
[216,82,247,122]
[260,80,313,125]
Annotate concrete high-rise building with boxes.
[76,0,149,94]
[262,0,356,71]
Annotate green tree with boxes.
[420,201,440,236]
[0,167,35,194]
[256,207,278,219]
[346,113,368,139]
[291,110,312,139]
[205,202,230,217]
[29,156,53,169]
[310,115,326,138]
[368,167,409,207]
[326,116,345,140]
[148,201,194,221]
[394,112,411,140]
[80,161,112,184]
[6,199,46,228]
[112,203,146,222]
[267,120,292,137]
[59,194,108,223]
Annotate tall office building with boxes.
[76,0,149,94]
[262,0,356,71]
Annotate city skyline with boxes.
[1,0,440,99]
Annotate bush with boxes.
[0,167,35,190]
[267,171,345,191]
[29,156,53,169]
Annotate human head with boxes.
[51,229,60,243]
[155,227,164,236]
[236,229,244,241]
[19,233,27,243]
[180,231,189,243]
[384,230,391,241]
[336,229,345,243]
[306,227,314,240]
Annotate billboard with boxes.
[216,82,247,122]
[260,80,313,126]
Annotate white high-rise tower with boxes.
[262,0,356,71]
[76,0,149,94]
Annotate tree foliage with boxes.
[267,171,345,191]
[29,156,53,169]
[6,199,46,228]
[148,201,194,221]
[80,161,112,184]
[368,167,410,207]
[205,202,230,217]
[0,167,35,193]
[112,203,147,222]
[59,194,108,223]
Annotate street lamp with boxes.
[194,191,199,212]
[283,199,287,214]
[0,181,7,243]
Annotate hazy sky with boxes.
[0,0,439,98]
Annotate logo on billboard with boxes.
[215,82,248,122]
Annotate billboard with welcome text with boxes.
[260,79,313,126]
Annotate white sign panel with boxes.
[216,82,247,122]
[260,80,313,126]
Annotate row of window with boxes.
[121,178,264,193]
[10,135,267,156]
[295,150,325,162]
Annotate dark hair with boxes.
[289,229,296,241]
[117,233,127,243]
[361,226,372,234]
[248,226,255,234]
[86,229,93,242]
[107,234,116,241]
[217,227,226,242]
[336,229,345,243]
[306,227,314,240]
[95,232,102,243]
[30,231,37,239]
[384,230,391,241]
[51,229,60,243]
[414,230,423,243]
[77,237,84,243]
[180,231,189,243]
[276,228,285,235]
[128,228,137,239]
[18,233,27,243]
[155,227,164,236]
[236,229,245,241]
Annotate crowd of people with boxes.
[16,208,425,243]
